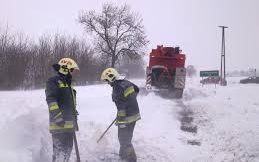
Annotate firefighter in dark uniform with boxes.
[45,58,79,162]
[101,68,141,162]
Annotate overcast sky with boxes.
[1,0,259,71]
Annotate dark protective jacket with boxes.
[45,73,78,134]
[111,79,141,125]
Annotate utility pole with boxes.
[219,26,228,86]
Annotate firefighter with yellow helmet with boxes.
[101,68,141,162]
[45,58,79,162]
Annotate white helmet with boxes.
[101,68,119,83]
[58,58,79,75]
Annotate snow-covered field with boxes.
[0,77,258,162]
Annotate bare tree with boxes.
[119,55,145,78]
[78,3,149,67]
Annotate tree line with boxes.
[0,27,145,90]
[0,3,147,90]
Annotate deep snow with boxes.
[0,77,258,162]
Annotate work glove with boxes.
[115,121,127,128]
[75,110,79,115]
[115,116,127,128]
[55,117,65,127]
[74,110,79,121]
[118,123,127,129]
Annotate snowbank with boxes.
[0,77,258,162]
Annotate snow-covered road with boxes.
[0,77,258,162]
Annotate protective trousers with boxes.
[52,132,73,162]
[118,122,137,162]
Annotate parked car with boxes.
[200,76,220,84]
[240,76,259,84]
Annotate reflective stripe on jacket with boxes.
[45,74,77,134]
[112,79,141,125]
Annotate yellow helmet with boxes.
[58,58,79,75]
[101,68,119,83]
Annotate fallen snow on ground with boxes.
[184,77,259,162]
[0,77,258,162]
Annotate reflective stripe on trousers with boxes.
[49,121,74,133]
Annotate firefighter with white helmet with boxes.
[45,58,79,162]
[101,68,141,162]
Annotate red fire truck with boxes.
[146,45,186,98]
